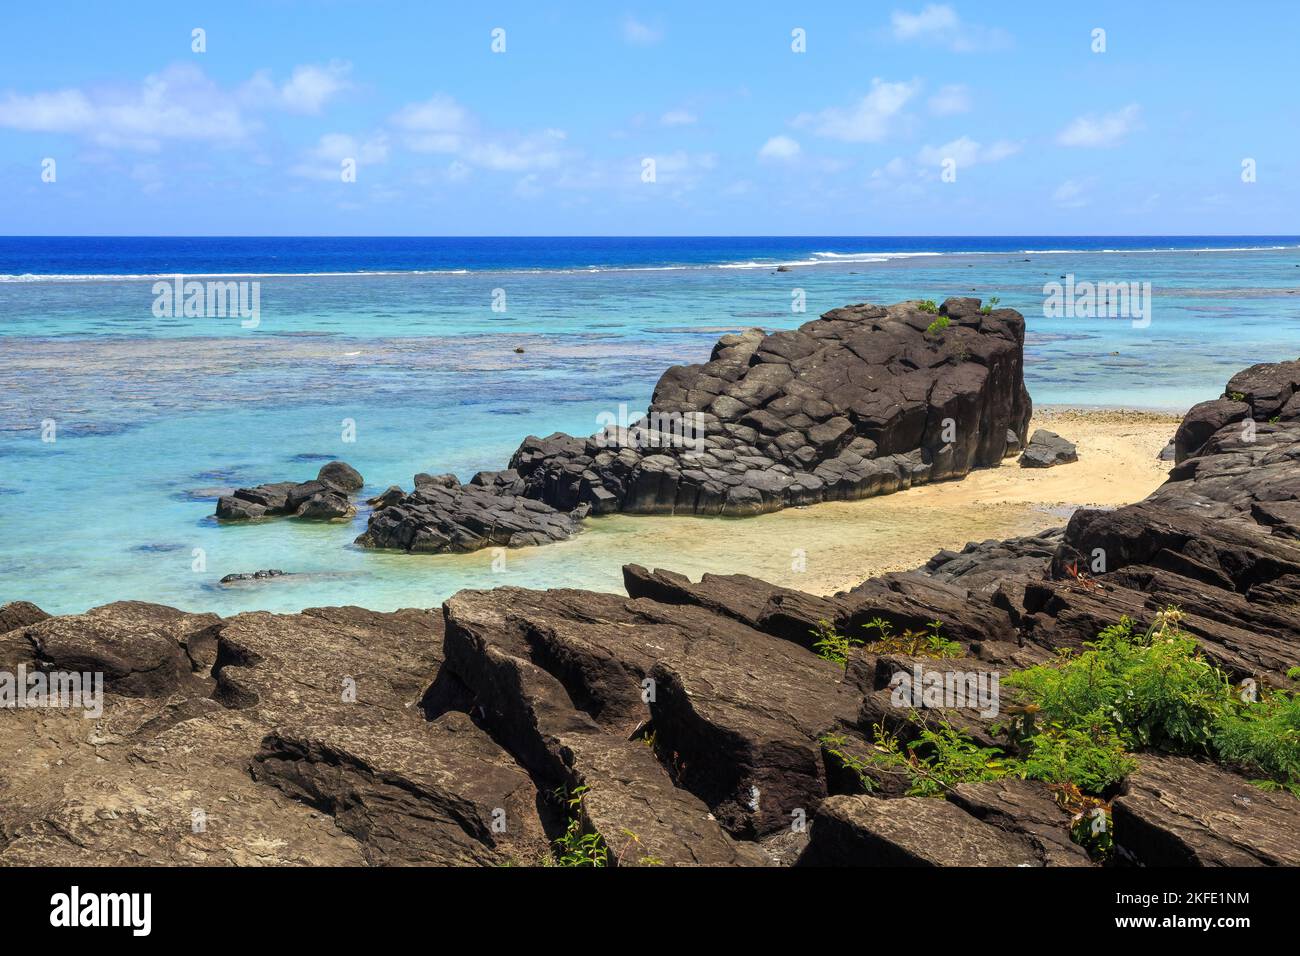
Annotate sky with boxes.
[1,1,1297,236]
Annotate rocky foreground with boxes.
[3,360,1300,866]
[353,297,1032,553]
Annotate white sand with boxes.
[571,408,1180,595]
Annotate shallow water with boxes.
[2,238,1298,614]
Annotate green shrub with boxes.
[1012,714,1137,792]
[810,619,861,667]
[917,299,939,314]
[979,295,1000,315]
[1213,689,1300,795]
[925,315,950,335]
[1002,610,1232,754]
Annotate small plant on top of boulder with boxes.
[917,299,939,314]
[925,314,951,335]
[863,616,963,658]
[980,296,1000,314]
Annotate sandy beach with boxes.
[570,407,1181,595]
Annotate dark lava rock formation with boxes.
[1018,428,1077,468]
[4,359,1300,867]
[215,461,364,522]
[355,296,1031,553]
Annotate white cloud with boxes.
[623,17,664,46]
[0,61,352,152]
[392,94,570,172]
[892,4,960,39]
[0,63,253,150]
[918,135,1021,167]
[515,173,543,198]
[639,151,716,192]
[890,5,1011,52]
[928,84,971,116]
[242,61,352,114]
[793,79,919,143]
[758,135,801,162]
[290,132,389,180]
[660,109,697,126]
[1052,178,1092,208]
[464,129,568,171]
[1056,103,1142,147]
[391,94,470,153]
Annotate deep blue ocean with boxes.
[2,235,1295,277]
[2,235,1298,614]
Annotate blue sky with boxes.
[1,1,1297,235]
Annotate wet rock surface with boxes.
[357,297,1031,554]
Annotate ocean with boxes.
[1,235,1298,615]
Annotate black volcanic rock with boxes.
[358,297,1031,554]
[317,460,364,492]
[10,357,1300,868]
[1018,429,1077,468]
[216,461,363,522]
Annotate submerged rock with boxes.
[219,569,287,584]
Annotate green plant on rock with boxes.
[980,296,1000,314]
[550,785,609,867]
[863,616,963,659]
[811,618,861,667]
[1052,783,1115,862]
[1213,688,1300,796]
[925,315,950,335]
[917,299,939,314]
[850,716,1011,797]
[1002,609,1232,755]
[1003,607,1299,797]
[820,732,879,794]
[1011,713,1138,792]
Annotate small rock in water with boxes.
[514,346,525,353]
[219,569,287,584]
[1018,429,1078,468]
